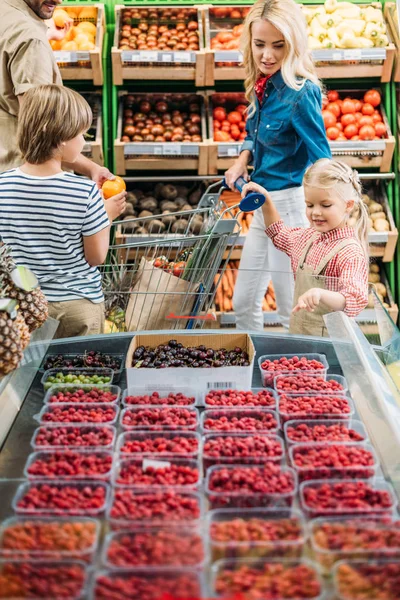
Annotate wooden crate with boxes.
[384,3,400,81]
[114,91,209,176]
[367,185,398,263]
[52,3,104,85]
[81,92,103,166]
[112,5,206,86]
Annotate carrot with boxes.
[215,279,223,311]
[266,293,276,309]
[225,267,235,298]
[224,297,232,312]
[262,298,269,312]
[222,272,229,294]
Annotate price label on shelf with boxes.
[161,53,173,62]
[142,458,171,472]
[54,51,76,63]
[173,51,192,63]
[163,144,182,155]
[153,146,163,155]
[343,49,362,61]
[227,146,240,157]
[138,50,158,62]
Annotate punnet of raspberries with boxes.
[261,355,326,387]
[109,489,201,526]
[312,518,400,554]
[290,443,376,481]
[0,562,86,599]
[215,562,322,599]
[105,529,204,568]
[205,389,276,408]
[203,434,283,468]
[94,572,202,600]
[15,483,108,516]
[210,515,304,545]
[279,394,352,424]
[285,421,366,444]
[121,406,198,430]
[202,409,278,433]
[301,480,395,518]
[33,425,115,448]
[124,391,195,406]
[115,458,200,487]
[335,562,400,600]
[26,450,113,480]
[275,374,344,393]
[47,387,118,404]
[39,403,117,424]
[119,432,199,456]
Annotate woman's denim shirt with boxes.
[242,70,331,191]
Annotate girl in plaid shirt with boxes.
[241,159,369,336]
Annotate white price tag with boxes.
[227,147,240,157]
[163,144,182,155]
[139,51,158,62]
[161,53,173,62]
[54,51,74,63]
[332,51,342,61]
[143,458,171,472]
[343,49,362,61]
[154,146,163,155]
[174,51,191,63]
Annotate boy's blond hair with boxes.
[304,159,369,261]
[17,85,92,164]
[241,0,322,116]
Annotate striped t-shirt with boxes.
[0,168,109,303]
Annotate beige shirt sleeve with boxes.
[10,38,62,97]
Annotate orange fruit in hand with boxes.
[102,177,126,198]
[53,9,73,28]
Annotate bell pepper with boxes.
[374,33,389,47]
[364,21,381,40]
[310,17,328,42]
[340,30,361,48]
[317,12,343,28]
[335,5,362,19]
[322,37,335,48]
[324,0,338,14]
[336,19,366,37]
[356,37,375,48]
[308,35,324,50]
[302,7,318,25]
[364,6,384,23]
[327,28,342,47]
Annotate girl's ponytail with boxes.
[348,170,369,262]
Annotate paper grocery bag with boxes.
[125,257,198,331]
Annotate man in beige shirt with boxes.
[0,0,113,186]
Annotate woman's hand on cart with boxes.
[292,288,322,313]
[104,191,127,222]
[225,161,250,191]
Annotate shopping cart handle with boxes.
[222,177,266,212]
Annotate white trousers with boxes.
[233,186,308,330]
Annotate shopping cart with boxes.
[100,180,242,331]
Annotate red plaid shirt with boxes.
[266,221,369,317]
[254,74,272,103]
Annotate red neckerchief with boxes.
[254,74,272,104]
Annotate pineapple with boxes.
[0,299,30,377]
[0,246,48,332]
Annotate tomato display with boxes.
[212,93,247,143]
[322,89,386,142]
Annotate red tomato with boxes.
[372,113,383,123]
[359,125,375,140]
[374,122,386,137]
[342,100,356,114]
[351,135,360,141]
[227,111,242,124]
[213,120,221,129]
[336,122,343,131]
[341,113,356,127]
[327,90,339,102]
[359,115,373,127]
[213,107,226,122]
[326,126,340,140]
[327,102,341,118]
[337,133,347,141]
[322,110,337,129]
[344,124,358,139]
[236,104,247,115]
[221,124,231,132]
[354,112,363,122]
[238,120,246,131]
[239,131,246,140]
[230,128,241,140]
[215,130,231,142]
[364,89,381,107]
[361,103,374,116]
[353,99,362,112]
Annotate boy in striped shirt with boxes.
[0,85,126,338]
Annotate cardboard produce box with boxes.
[125,333,255,395]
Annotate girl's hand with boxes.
[104,191,127,221]
[292,288,322,313]
[46,17,73,41]
[224,162,249,191]
[241,182,270,201]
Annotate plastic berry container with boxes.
[201,408,279,434]
[258,353,329,388]
[35,402,120,426]
[101,527,207,570]
[31,424,117,450]
[284,419,369,446]
[299,479,398,520]
[210,557,324,600]
[205,464,298,510]
[24,450,114,481]
[40,352,125,382]
[116,430,201,458]
[204,387,277,409]
[122,386,198,407]
[112,457,202,490]
[278,393,355,425]
[206,507,307,562]
[0,516,100,563]
[41,368,114,390]
[43,384,121,405]
[120,405,199,431]
[288,442,379,482]
[107,488,203,531]
[202,432,284,470]
[274,372,348,395]
[333,559,400,600]
[0,559,89,599]
[12,481,111,518]
[91,568,206,600]
[310,517,400,575]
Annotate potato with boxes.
[188,188,201,206]
[171,219,188,234]
[368,273,380,283]
[135,226,148,235]
[370,264,380,273]
[369,201,383,214]
[375,282,387,298]
[181,204,192,212]
[140,197,158,212]
[175,185,189,198]
[160,184,178,200]
[189,217,203,234]
[362,193,372,205]
[147,219,166,233]
[174,197,188,209]
[126,192,139,206]
[139,210,153,219]
[121,204,135,217]
[161,210,177,227]
[160,200,178,213]
[370,211,386,221]
[373,218,389,232]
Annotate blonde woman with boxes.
[241,160,369,337]
[226,0,331,331]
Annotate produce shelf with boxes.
[114,91,209,175]
[111,5,207,86]
[51,3,105,85]
[81,92,104,166]
[385,2,400,82]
